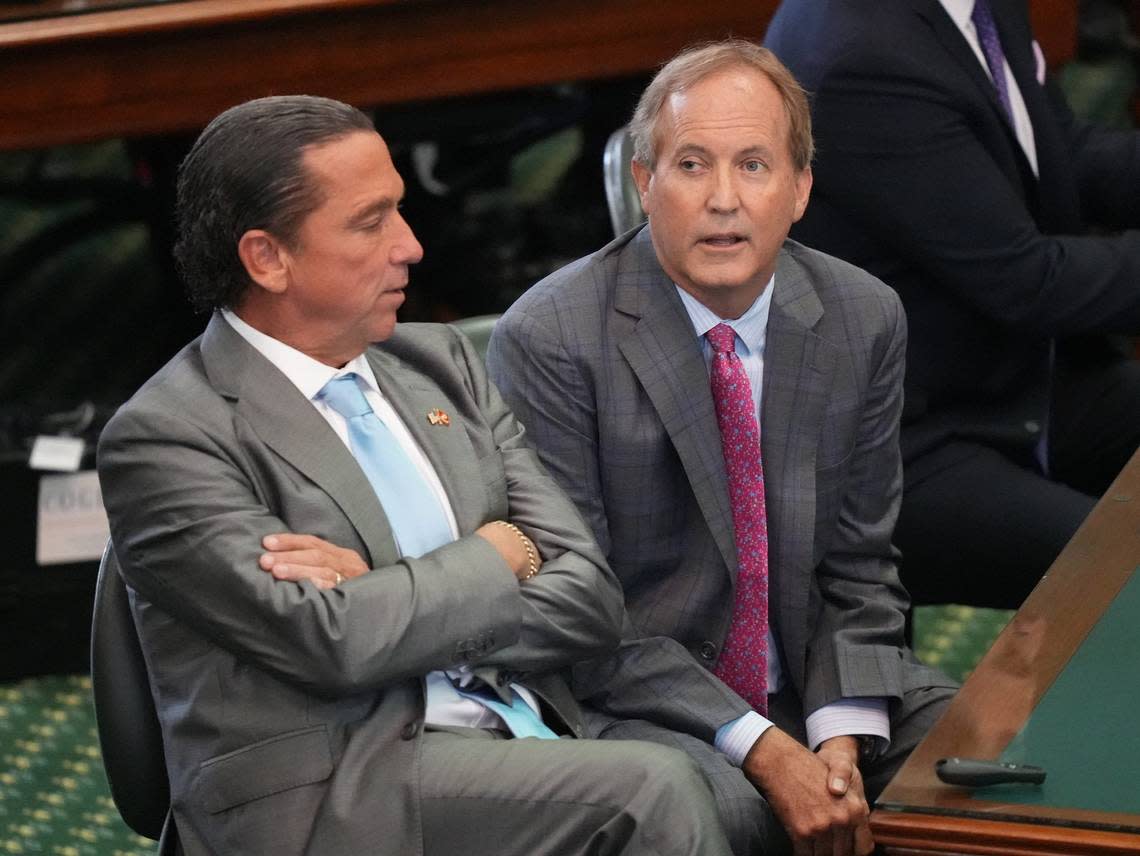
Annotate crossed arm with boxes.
[259,521,540,589]
[97,336,623,697]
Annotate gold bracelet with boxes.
[495,520,539,580]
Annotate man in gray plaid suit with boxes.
[487,41,956,856]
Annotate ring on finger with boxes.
[334,572,345,586]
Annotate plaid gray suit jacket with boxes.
[488,227,922,732]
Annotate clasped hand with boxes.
[744,729,874,856]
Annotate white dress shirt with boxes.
[673,283,890,762]
[221,310,542,732]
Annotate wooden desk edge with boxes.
[0,0,391,47]
[880,448,1140,799]
[872,809,1140,855]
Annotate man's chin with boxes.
[369,318,399,344]
[688,271,765,295]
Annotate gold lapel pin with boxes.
[427,408,450,426]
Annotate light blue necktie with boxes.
[318,373,558,739]
[318,373,452,558]
[455,686,560,740]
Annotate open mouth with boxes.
[700,234,746,248]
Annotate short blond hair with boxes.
[629,39,814,172]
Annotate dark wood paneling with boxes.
[0,0,774,150]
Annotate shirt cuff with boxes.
[715,711,773,767]
[804,698,890,755]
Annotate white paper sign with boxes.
[29,435,85,472]
[36,471,109,566]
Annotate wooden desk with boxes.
[871,448,1140,855]
[0,0,772,151]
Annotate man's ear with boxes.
[631,158,653,215]
[237,229,290,295]
[792,166,813,223]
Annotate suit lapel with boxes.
[614,231,738,575]
[914,0,1045,202]
[367,348,485,536]
[914,0,1015,127]
[763,246,833,682]
[200,314,397,566]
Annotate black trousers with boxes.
[896,355,1140,609]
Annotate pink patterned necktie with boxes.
[706,323,769,716]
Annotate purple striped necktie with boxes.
[971,0,1014,120]
[706,323,769,716]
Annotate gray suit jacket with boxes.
[488,228,930,736]
[97,314,623,855]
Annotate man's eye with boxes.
[743,160,765,173]
[679,159,701,172]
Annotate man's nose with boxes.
[392,212,424,265]
[707,167,740,212]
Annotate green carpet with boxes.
[0,674,151,855]
[0,605,1013,853]
[913,604,1014,683]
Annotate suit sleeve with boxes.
[802,289,914,713]
[98,342,621,699]
[445,326,625,674]
[488,306,751,742]
[805,52,1140,336]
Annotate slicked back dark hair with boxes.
[174,95,375,312]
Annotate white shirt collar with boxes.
[220,309,381,401]
[674,274,775,356]
[938,0,975,32]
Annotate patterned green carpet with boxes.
[0,606,1013,854]
[0,675,151,855]
[913,604,1013,683]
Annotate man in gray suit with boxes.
[96,95,732,856]
[488,41,957,856]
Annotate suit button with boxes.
[400,721,419,741]
[699,641,718,661]
[455,639,478,661]
[1024,420,1041,434]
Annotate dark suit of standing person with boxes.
[487,42,956,856]
[96,95,733,856]
[764,0,1140,609]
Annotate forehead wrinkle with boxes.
[666,117,781,159]
[659,68,791,157]
[669,108,777,131]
